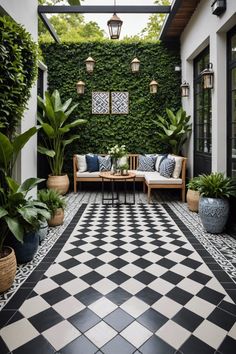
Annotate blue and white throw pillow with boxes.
[98,155,112,171]
[159,158,176,178]
[155,154,168,171]
[137,155,155,171]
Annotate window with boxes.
[227,27,236,177]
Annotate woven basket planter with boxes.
[187,189,200,212]
[47,174,69,195]
[48,208,64,227]
[0,247,17,293]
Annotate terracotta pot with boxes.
[187,189,200,212]
[0,247,17,293]
[48,208,64,227]
[46,174,69,195]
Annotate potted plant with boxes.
[153,108,192,155]
[186,177,200,212]
[108,145,127,174]
[120,163,129,176]
[38,189,66,227]
[37,90,86,194]
[198,172,236,233]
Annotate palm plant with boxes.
[37,90,86,176]
[153,108,192,155]
[198,172,236,198]
[187,176,201,191]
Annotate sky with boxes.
[82,0,158,39]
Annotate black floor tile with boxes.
[59,335,98,354]
[133,258,152,269]
[81,271,104,285]
[139,335,176,354]
[0,310,17,329]
[153,248,170,257]
[136,288,162,305]
[89,248,106,257]
[156,258,176,269]
[134,271,156,285]
[7,311,24,326]
[101,335,136,354]
[0,337,10,354]
[132,248,149,257]
[175,248,193,257]
[75,288,102,306]
[68,308,101,332]
[108,271,129,285]
[166,287,193,305]
[59,258,80,269]
[28,307,64,332]
[218,335,236,354]
[110,248,127,257]
[106,287,132,306]
[4,288,33,310]
[137,308,168,332]
[13,335,55,354]
[207,307,236,331]
[65,248,84,257]
[187,271,212,285]
[197,287,225,305]
[161,271,184,285]
[172,308,203,332]
[51,271,76,285]
[109,258,128,269]
[85,258,105,269]
[218,300,236,317]
[104,308,134,332]
[180,335,216,354]
[41,287,70,306]
[181,258,202,269]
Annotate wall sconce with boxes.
[201,63,214,89]
[211,0,226,16]
[181,81,190,97]
[76,80,85,95]
[149,80,159,94]
[85,55,95,74]
[107,1,123,40]
[131,57,140,73]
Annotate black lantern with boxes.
[76,80,85,95]
[107,13,123,40]
[149,80,158,94]
[85,55,95,74]
[131,57,140,73]
[201,63,214,89]
[211,0,226,16]
[181,81,190,97]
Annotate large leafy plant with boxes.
[37,90,86,176]
[38,189,66,217]
[154,108,192,155]
[198,173,236,199]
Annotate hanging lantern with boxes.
[85,56,95,74]
[107,13,123,40]
[201,63,214,89]
[131,57,141,73]
[180,81,190,97]
[76,80,85,95]
[150,80,158,94]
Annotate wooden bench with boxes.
[73,154,187,203]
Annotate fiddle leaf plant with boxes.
[37,90,87,176]
[153,108,192,155]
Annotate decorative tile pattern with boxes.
[0,203,236,354]
[111,91,129,114]
[92,91,110,114]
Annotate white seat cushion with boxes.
[144,172,182,185]
[76,171,100,178]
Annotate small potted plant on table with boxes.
[38,189,66,227]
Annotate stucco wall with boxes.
[180,0,236,177]
[0,0,38,183]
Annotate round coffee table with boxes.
[99,172,136,205]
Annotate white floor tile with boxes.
[120,321,152,347]
[193,320,227,349]
[177,278,204,295]
[185,296,216,318]
[96,264,117,277]
[69,264,92,277]
[121,264,142,277]
[45,264,66,277]
[120,278,145,295]
[85,321,117,348]
[228,322,236,340]
[88,297,117,318]
[156,320,190,349]
[34,278,58,295]
[19,296,50,318]
[148,278,175,295]
[120,297,149,318]
[152,296,182,318]
[92,278,117,295]
[61,278,89,295]
[53,296,85,318]
[43,320,80,351]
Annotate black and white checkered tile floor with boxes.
[0,203,236,354]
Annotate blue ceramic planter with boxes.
[199,197,229,234]
[6,231,39,264]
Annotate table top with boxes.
[99,171,136,180]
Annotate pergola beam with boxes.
[38,5,171,14]
[39,13,60,43]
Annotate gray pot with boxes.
[199,196,229,234]
[37,221,48,243]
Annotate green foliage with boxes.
[38,189,66,217]
[153,108,192,155]
[187,177,201,191]
[198,173,236,199]
[41,41,181,176]
[38,90,87,175]
[141,0,171,40]
[0,178,50,253]
[0,16,37,138]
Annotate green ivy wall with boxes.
[41,42,181,175]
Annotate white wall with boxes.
[180,0,236,177]
[0,0,38,184]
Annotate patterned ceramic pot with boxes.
[199,197,229,234]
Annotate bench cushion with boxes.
[144,172,182,185]
[76,172,101,178]
[129,170,145,178]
